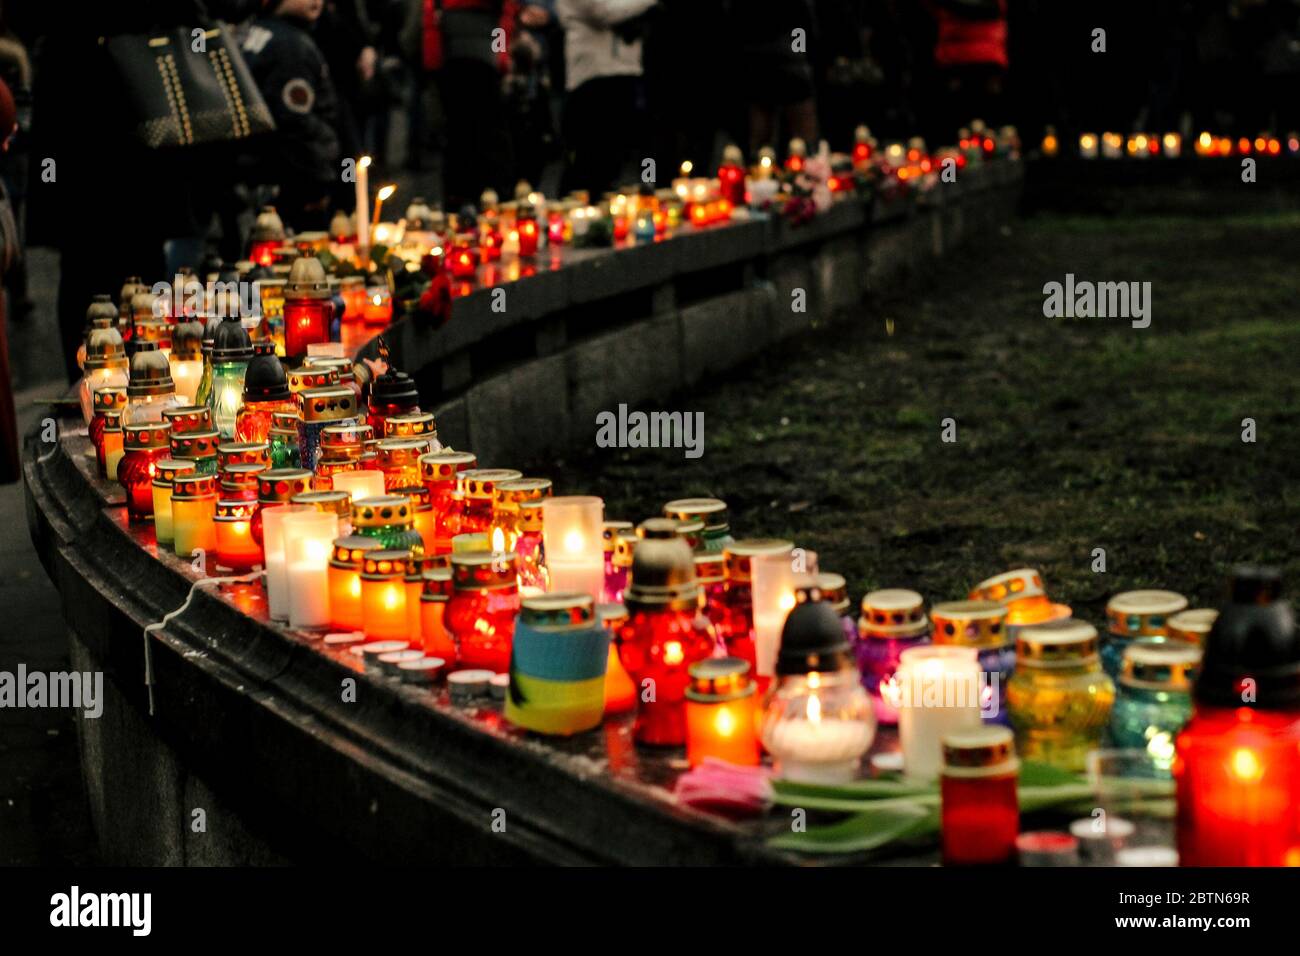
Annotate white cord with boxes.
[143,569,265,716]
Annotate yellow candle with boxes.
[361,550,410,641]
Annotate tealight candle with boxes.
[284,510,338,629]
[542,496,605,601]
[333,469,386,503]
[685,657,760,767]
[896,645,982,781]
[361,549,411,642]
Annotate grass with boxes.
[534,207,1300,620]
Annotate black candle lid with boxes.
[210,315,253,363]
[243,341,290,402]
[1195,566,1300,709]
[776,601,854,676]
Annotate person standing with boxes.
[557,0,658,196]
[241,0,343,231]
[0,76,20,482]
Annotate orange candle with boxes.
[214,500,262,571]
[361,549,410,641]
[684,657,761,767]
[420,567,457,661]
[598,603,637,713]
[328,535,383,631]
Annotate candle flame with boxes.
[713,706,735,737]
[377,184,396,202]
[358,155,372,170]
[563,530,585,555]
[1230,747,1263,782]
[680,160,693,175]
[880,673,901,708]
[663,641,684,666]
[491,527,506,552]
[383,586,401,611]
[806,692,822,724]
[350,576,361,598]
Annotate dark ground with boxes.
[540,207,1300,622]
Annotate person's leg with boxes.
[439,59,513,209]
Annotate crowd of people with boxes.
[0,0,1299,483]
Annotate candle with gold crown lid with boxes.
[151,459,196,547]
[287,363,340,399]
[855,588,931,725]
[252,467,314,545]
[352,494,425,552]
[448,551,521,671]
[932,599,1014,726]
[457,468,524,536]
[513,499,547,591]
[214,498,262,572]
[1165,608,1217,646]
[420,450,478,553]
[383,410,437,441]
[1103,590,1189,679]
[392,485,436,554]
[90,387,128,479]
[795,572,854,642]
[376,437,433,491]
[327,534,384,630]
[268,410,302,468]
[296,385,360,472]
[662,498,733,553]
[403,550,441,642]
[505,592,610,736]
[294,489,356,537]
[217,441,271,473]
[492,478,552,551]
[694,551,729,640]
[169,426,220,477]
[171,473,218,559]
[970,567,1072,635]
[361,549,412,642]
[119,422,172,522]
[163,404,213,436]
[1110,637,1200,776]
[686,657,761,768]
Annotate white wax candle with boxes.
[333,469,386,503]
[547,562,604,601]
[769,718,873,783]
[262,504,311,622]
[542,496,604,601]
[896,646,982,781]
[288,562,330,628]
[751,549,796,678]
[355,157,371,261]
[283,511,337,629]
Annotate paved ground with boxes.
[1,247,99,865]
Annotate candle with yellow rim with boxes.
[171,473,218,559]
[327,534,383,631]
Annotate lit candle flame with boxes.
[806,692,822,724]
[663,641,684,666]
[563,530,584,555]
[491,527,506,552]
[1231,747,1263,782]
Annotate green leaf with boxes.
[769,803,939,855]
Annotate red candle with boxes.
[446,551,520,672]
[420,449,478,554]
[120,423,172,523]
[940,727,1019,866]
[718,162,745,207]
[516,210,540,258]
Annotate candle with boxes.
[505,592,610,736]
[355,155,371,261]
[282,257,333,361]
[171,473,218,558]
[283,510,338,629]
[762,602,875,783]
[327,535,382,631]
[333,469,386,503]
[150,459,195,547]
[720,539,793,672]
[169,320,205,405]
[941,726,1019,866]
[119,423,172,523]
[214,499,262,571]
[1110,638,1200,775]
[1103,589,1188,678]
[361,549,411,642]
[80,306,130,424]
[750,545,797,680]
[542,496,605,601]
[685,657,760,767]
[1102,132,1123,159]
[931,599,1012,725]
[896,645,982,781]
[446,551,521,671]
[419,567,457,661]
[262,504,312,621]
[855,588,931,725]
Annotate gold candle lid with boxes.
[612,530,638,569]
[217,441,271,470]
[860,588,928,637]
[170,428,220,459]
[319,421,371,451]
[694,551,725,586]
[685,656,754,703]
[1120,638,1201,691]
[459,468,523,500]
[215,499,257,521]
[795,572,850,615]
[520,591,595,629]
[663,497,729,533]
[942,726,1017,773]
[931,599,1008,648]
[123,422,171,451]
[1165,608,1218,646]
[271,410,301,430]
[393,485,431,512]
[92,387,128,416]
[163,405,213,434]
[421,566,454,601]
[220,461,268,487]
[420,449,477,482]
[383,411,437,439]
[376,437,434,468]
[1106,590,1188,638]
[361,549,411,581]
[518,498,545,533]
[288,365,340,394]
[1016,619,1100,665]
[673,518,706,552]
[970,568,1048,607]
[603,520,634,552]
[626,528,698,611]
[295,489,354,518]
[722,539,794,583]
[172,473,218,499]
[451,551,518,590]
[353,495,413,530]
[152,458,196,487]
[330,534,383,569]
[299,385,357,423]
[493,477,553,512]
[255,467,313,503]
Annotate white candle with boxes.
[768,716,873,784]
[333,469,386,503]
[283,511,338,629]
[751,547,796,678]
[306,342,347,360]
[542,496,604,601]
[355,156,371,262]
[262,504,311,621]
[896,645,982,781]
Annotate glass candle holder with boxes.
[376,438,430,490]
[363,285,394,325]
[720,539,794,671]
[513,500,547,591]
[296,385,360,472]
[751,547,800,681]
[969,567,1055,624]
[542,496,605,601]
[169,320,205,405]
[694,552,730,641]
[119,423,172,522]
[1007,620,1115,773]
[283,510,339,629]
[941,726,1019,866]
[253,467,313,546]
[291,489,353,537]
[383,411,437,441]
[361,549,412,642]
[125,342,181,426]
[596,603,636,714]
[403,551,439,642]
[333,469,386,504]
[214,499,262,571]
[163,404,213,436]
[505,592,610,736]
[169,428,220,476]
[366,366,420,437]
[456,468,523,537]
[492,477,552,551]
[80,313,129,425]
[896,645,983,781]
[268,411,302,468]
[1110,638,1200,776]
[217,442,271,477]
[685,657,760,767]
[353,494,425,552]
[420,567,457,661]
[447,551,521,672]
[1166,608,1217,646]
[396,485,436,555]
[420,450,477,553]
[282,257,333,360]
[602,520,634,603]
[1104,589,1188,679]
[236,343,294,444]
[328,535,384,631]
[763,601,876,783]
[171,473,218,559]
[663,498,733,553]
[151,459,196,547]
[263,504,311,621]
[208,317,254,439]
[287,364,339,400]
[91,387,128,478]
[931,599,1012,725]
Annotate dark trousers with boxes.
[434,59,513,210]
[561,76,644,198]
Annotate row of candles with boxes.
[79,311,1300,864]
[1044,128,1300,160]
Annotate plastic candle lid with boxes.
[970,568,1047,605]
[1120,638,1202,691]
[931,600,1007,648]
[860,588,927,637]
[1015,620,1100,664]
[1165,608,1218,645]
[1106,590,1188,636]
